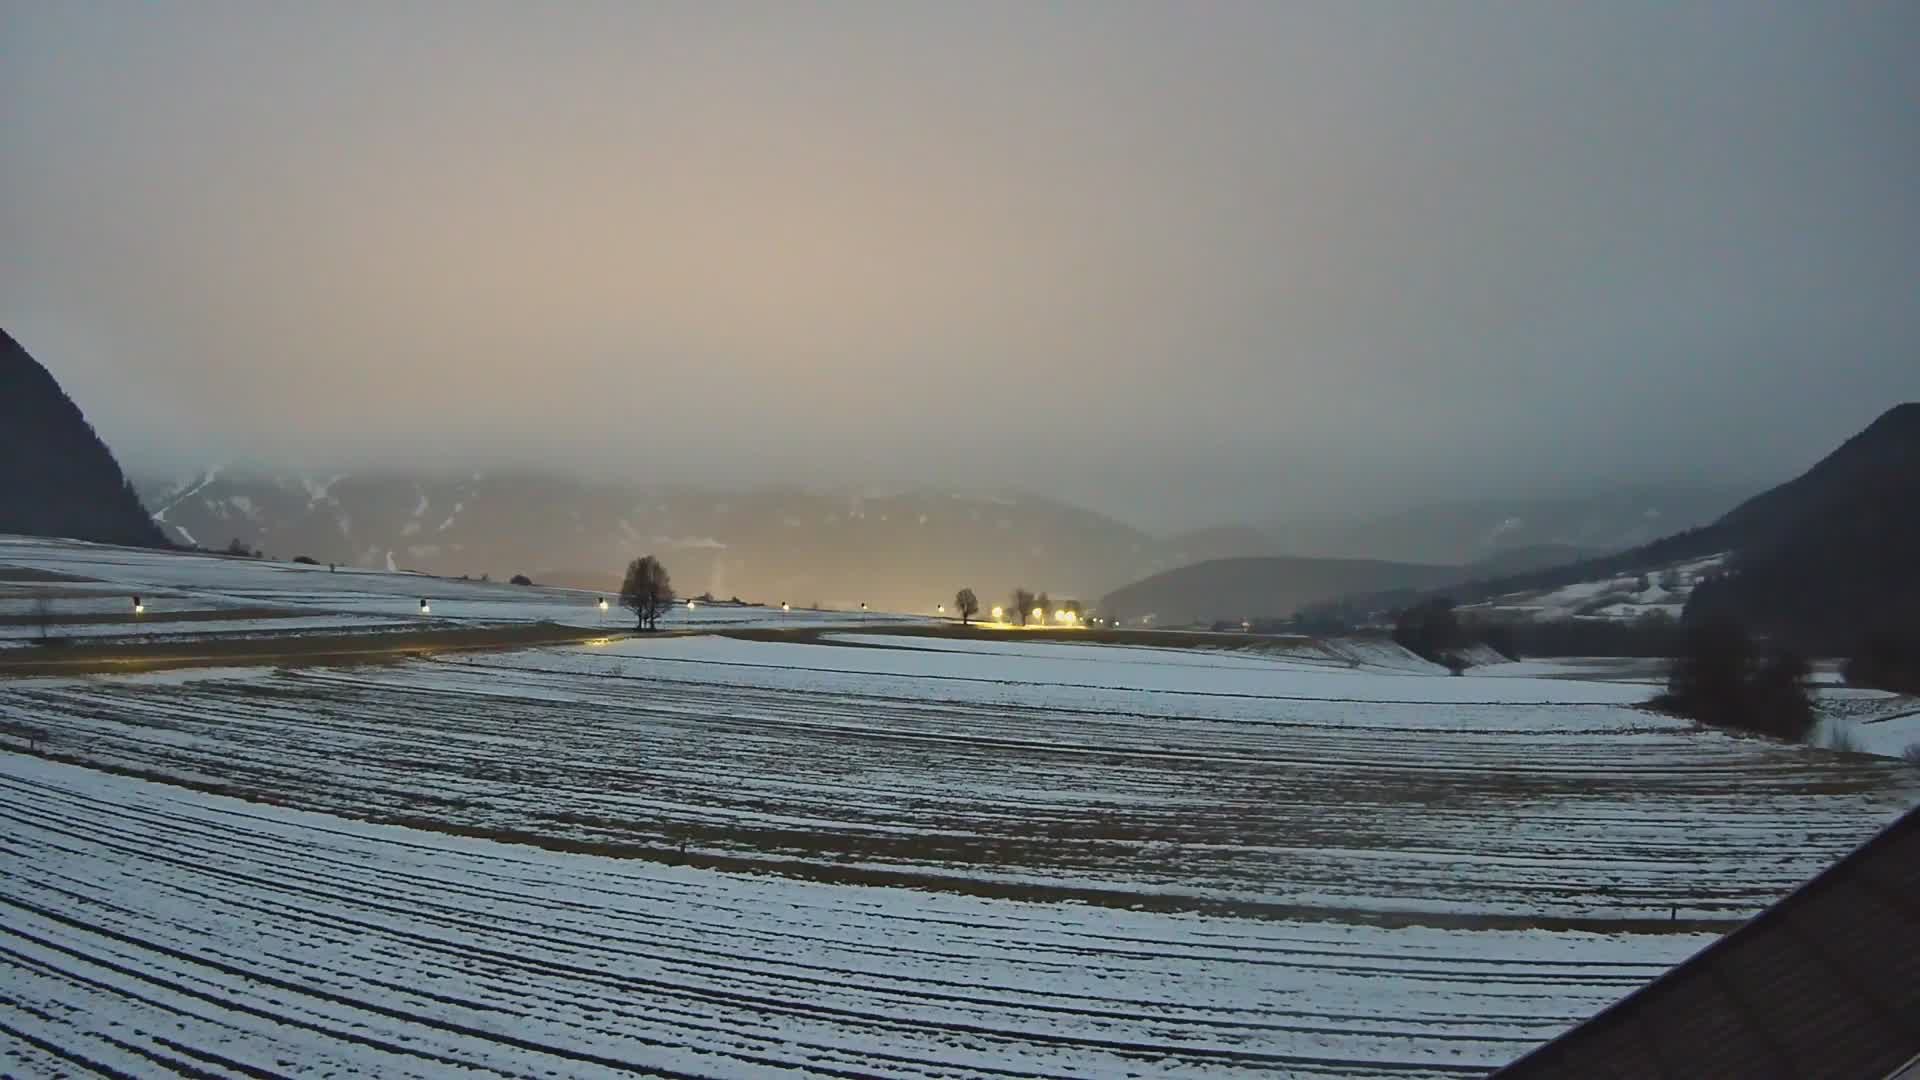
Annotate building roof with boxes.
[1495,803,1920,1080]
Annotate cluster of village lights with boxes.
[964,602,1094,627]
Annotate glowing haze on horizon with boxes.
[4,2,1916,529]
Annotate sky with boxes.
[4,1,1917,530]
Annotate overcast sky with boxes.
[4,2,1916,529]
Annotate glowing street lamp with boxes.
[688,599,698,611]
[1032,607,1044,624]
[597,598,608,612]
[419,598,431,615]
[936,603,945,616]
[132,595,144,615]
[991,605,1003,622]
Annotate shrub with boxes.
[292,555,319,565]
[509,574,533,586]
[1393,597,1466,664]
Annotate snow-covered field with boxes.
[7,633,1917,924]
[0,754,1709,1078]
[5,535,1919,1076]
[0,535,925,646]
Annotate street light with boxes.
[936,603,945,616]
[1032,607,1044,624]
[419,598,431,615]
[132,595,144,615]
[991,605,1003,622]
[598,598,608,611]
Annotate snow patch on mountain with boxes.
[1462,553,1728,622]
[302,473,348,509]
[152,466,223,523]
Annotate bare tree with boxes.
[1011,587,1036,627]
[1036,592,1053,623]
[954,587,979,626]
[620,555,675,631]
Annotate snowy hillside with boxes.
[1460,554,1728,623]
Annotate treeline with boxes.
[1474,611,1685,658]
[1653,617,1815,742]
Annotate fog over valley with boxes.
[7,2,1917,537]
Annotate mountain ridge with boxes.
[1,329,169,550]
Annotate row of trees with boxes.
[943,587,1093,627]
[1005,589,1083,625]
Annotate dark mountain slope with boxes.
[0,330,168,548]
[1712,402,1919,547]
[1687,403,1920,650]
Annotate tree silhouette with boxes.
[620,556,675,631]
[954,587,979,625]
[1010,587,1036,626]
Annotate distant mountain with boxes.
[134,467,1222,613]
[1096,505,1691,627]
[1153,525,1281,566]
[1263,488,1749,566]
[0,330,169,549]
[1458,542,1603,579]
[1100,556,1462,626]
[1318,403,1920,648]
